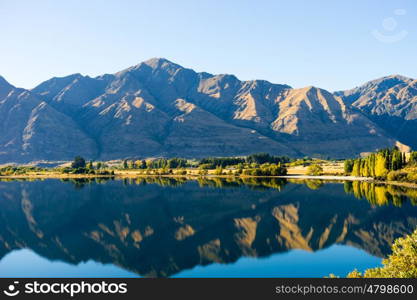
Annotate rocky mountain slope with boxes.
[0,76,96,162]
[0,59,414,162]
[336,75,417,149]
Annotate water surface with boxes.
[0,177,416,277]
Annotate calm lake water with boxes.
[0,177,416,278]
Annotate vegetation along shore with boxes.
[1,148,417,188]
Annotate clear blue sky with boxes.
[1,0,416,91]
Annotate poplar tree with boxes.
[375,154,388,178]
[352,160,361,177]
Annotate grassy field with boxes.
[287,161,344,175]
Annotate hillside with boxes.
[0,59,414,163]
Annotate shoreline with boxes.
[276,175,373,181]
[1,173,416,189]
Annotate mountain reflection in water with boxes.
[0,177,416,277]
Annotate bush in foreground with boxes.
[346,229,417,278]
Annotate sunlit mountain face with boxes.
[1,60,415,163]
[0,178,416,277]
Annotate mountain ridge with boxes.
[0,58,415,163]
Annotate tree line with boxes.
[123,158,188,170]
[344,147,416,179]
[63,153,290,177]
[67,156,114,175]
[118,153,291,170]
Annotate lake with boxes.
[0,177,416,278]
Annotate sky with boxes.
[0,0,416,91]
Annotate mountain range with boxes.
[1,58,416,163]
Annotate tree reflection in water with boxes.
[0,177,416,277]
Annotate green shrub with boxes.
[72,168,87,174]
[198,169,208,176]
[307,164,323,176]
[387,170,408,181]
[175,169,187,175]
[214,166,223,175]
[344,159,354,174]
[62,168,72,174]
[242,169,252,176]
[240,164,287,176]
[251,168,263,176]
[407,172,417,183]
[347,229,417,278]
[199,163,213,170]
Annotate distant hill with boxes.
[0,59,414,163]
